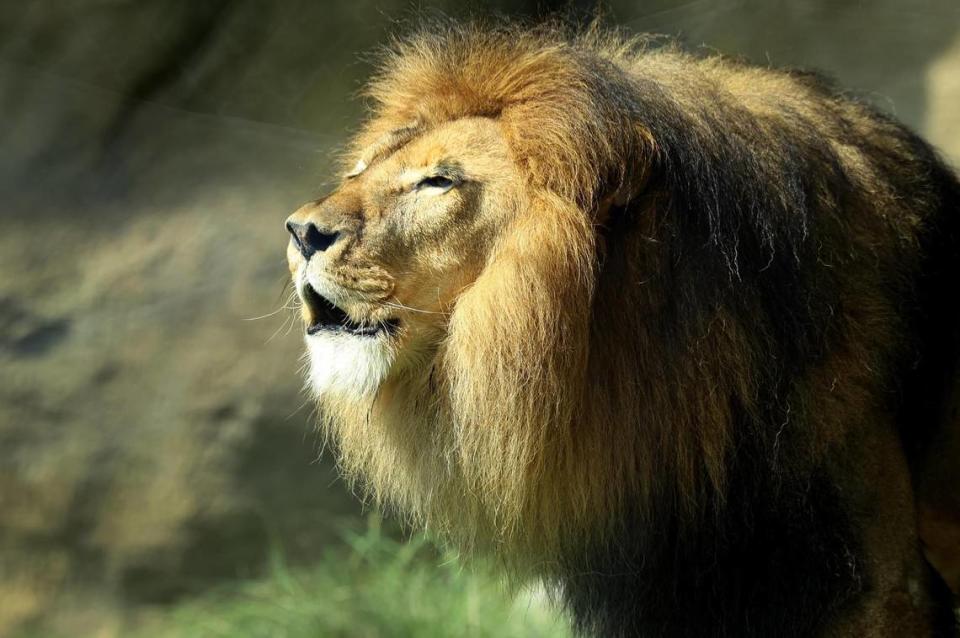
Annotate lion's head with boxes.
[286,23,764,569]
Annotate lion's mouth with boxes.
[302,284,397,337]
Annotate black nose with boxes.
[285,221,339,260]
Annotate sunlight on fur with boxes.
[284,17,960,637]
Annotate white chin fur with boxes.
[306,331,394,399]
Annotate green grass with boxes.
[132,516,570,638]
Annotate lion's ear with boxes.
[442,192,596,524]
[594,124,658,227]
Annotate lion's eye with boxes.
[415,175,456,192]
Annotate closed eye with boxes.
[415,175,456,192]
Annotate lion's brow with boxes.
[348,121,423,178]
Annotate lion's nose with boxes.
[285,221,340,260]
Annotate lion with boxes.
[284,20,960,637]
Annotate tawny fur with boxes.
[287,19,960,637]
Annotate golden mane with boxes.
[304,18,960,636]
[329,21,788,562]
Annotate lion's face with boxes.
[283,26,641,561]
[286,117,516,399]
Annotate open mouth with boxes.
[302,284,397,337]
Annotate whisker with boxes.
[285,396,314,421]
[243,305,296,321]
[276,277,293,304]
[381,299,450,316]
[245,284,300,322]
[265,319,288,344]
[267,310,300,344]
[284,307,303,337]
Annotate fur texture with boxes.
[286,20,960,637]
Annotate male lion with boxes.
[284,21,960,637]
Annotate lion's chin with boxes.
[306,330,396,399]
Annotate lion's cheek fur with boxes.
[437,199,601,544]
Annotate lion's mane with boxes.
[318,20,960,637]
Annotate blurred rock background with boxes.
[0,1,957,635]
